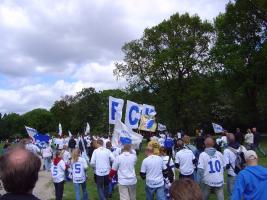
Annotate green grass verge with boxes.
[62,139,267,200]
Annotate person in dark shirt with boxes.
[235,128,244,145]
[252,127,266,157]
[0,146,41,200]
[68,136,76,152]
[78,135,88,153]
[195,131,205,158]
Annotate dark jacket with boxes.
[79,138,88,152]
[68,138,76,149]
[0,193,40,200]
[195,136,205,152]
[254,132,261,146]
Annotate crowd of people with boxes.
[0,127,267,200]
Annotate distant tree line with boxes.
[0,0,266,139]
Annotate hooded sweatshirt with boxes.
[231,165,267,200]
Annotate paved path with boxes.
[0,170,54,200]
[33,170,55,200]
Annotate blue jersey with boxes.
[164,138,174,149]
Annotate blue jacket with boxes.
[231,165,267,200]
[164,138,174,149]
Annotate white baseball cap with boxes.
[245,150,258,160]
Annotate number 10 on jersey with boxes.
[208,160,221,173]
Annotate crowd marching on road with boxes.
[0,127,267,200]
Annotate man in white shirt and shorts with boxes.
[90,139,114,200]
[198,137,224,200]
[140,146,167,200]
[109,144,137,200]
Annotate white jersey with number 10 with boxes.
[198,151,224,187]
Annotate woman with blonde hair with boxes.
[71,149,89,200]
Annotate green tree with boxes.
[115,13,214,132]
[50,95,74,133]
[0,113,25,139]
[212,0,267,127]
[23,108,56,134]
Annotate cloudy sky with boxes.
[0,0,228,113]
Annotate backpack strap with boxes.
[227,146,238,154]
[167,155,171,167]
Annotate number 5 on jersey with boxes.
[74,163,81,174]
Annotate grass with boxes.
[61,138,267,200]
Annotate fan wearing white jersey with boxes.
[140,146,168,200]
[223,133,247,196]
[90,139,115,200]
[25,139,40,155]
[175,139,196,180]
[160,147,175,200]
[62,145,71,166]
[56,137,64,150]
[71,149,88,200]
[109,144,137,200]
[51,151,66,200]
[198,137,225,200]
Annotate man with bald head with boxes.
[198,137,225,200]
[0,146,41,200]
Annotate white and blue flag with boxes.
[25,126,50,148]
[84,122,90,135]
[158,123,167,132]
[212,123,224,133]
[25,126,38,140]
[58,123,63,136]
[112,119,143,147]
[68,131,72,137]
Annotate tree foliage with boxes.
[115,13,215,131]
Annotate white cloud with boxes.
[0,0,228,113]
[0,78,125,114]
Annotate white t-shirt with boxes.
[161,155,175,179]
[56,138,64,150]
[175,149,195,175]
[42,146,52,158]
[90,147,115,176]
[72,157,88,183]
[245,133,254,144]
[26,143,40,155]
[62,150,71,165]
[63,137,69,146]
[223,148,237,176]
[198,151,224,187]
[112,147,122,158]
[51,160,66,183]
[224,146,247,177]
[140,155,166,188]
[158,138,165,147]
[112,152,137,186]
[86,138,91,148]
[103,138,110,148]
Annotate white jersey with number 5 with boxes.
[72,157,88,183]
[51,160,66,183]
[198,151,224,187]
